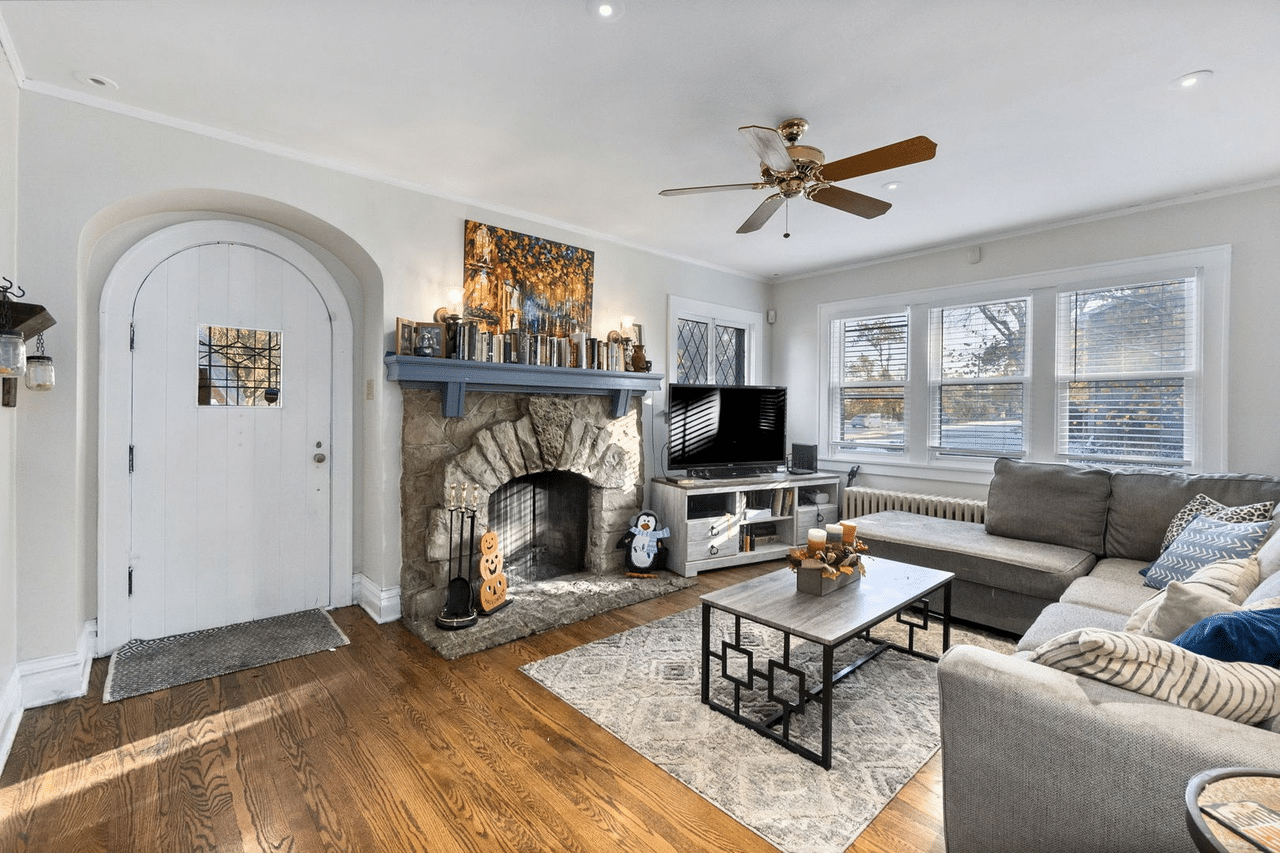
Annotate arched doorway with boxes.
[98,220,354,652]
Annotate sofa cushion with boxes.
[984,458,1111,554]
[1127,556,1260,637]
[1016,602,1129,652]
[1246,566,1280,605]
[1028,628,1280,724]
[1060,576,1156,616]
[1105,469,1280,563]
[853,511,1096,602]
[1161,493,1276,551]
[1143,516,1270,590]
[1258,531,1280,580]
[1174,608,1280,666]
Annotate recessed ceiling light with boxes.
[1171,69,1213,90]
[73,71,119,91]
[586,0,624,21]
[881,181,902,191]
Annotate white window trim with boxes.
[817,245,1230,481]
[666,295,764,385]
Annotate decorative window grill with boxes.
[198,325,282,407]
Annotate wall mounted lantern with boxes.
[0,276,56,407]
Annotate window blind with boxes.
[1056,277,1197,465]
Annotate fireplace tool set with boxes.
[436,483,509,630]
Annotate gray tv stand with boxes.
[650,472,843,577]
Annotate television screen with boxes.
[667,384,787,476]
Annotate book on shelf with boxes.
[1203,800,1280,851]
[771,488,784,516]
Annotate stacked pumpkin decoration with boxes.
[477,530,509,614]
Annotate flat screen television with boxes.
[666,384,787,478]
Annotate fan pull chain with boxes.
[783,200,791,239]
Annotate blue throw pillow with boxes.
[1142,515,1270,590]
[1174,607,1280,665]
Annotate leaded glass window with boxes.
[198,325,282,406]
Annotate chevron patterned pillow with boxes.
[1160,493,1276,551]
[1144,515,1271,590]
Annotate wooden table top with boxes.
[699,557,954,646]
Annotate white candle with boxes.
[807,527,827,556]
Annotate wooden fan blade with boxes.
[737,193,785,233]
[739,125,796,174]
[809,185,892,219]
[659,182,765,196]
[820,135,937,183]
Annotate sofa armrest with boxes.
[938,645,1280,853]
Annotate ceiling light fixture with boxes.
[881,181,902,191]
[73,71,119,91]
[1171,69,1213,90]
[586,0,624,21]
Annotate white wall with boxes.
[0,46,21,764]
[9,91,763,679]
[773,183,1280,496]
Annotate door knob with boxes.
[314,453,327,463]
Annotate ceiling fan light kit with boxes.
[661,118,936,234]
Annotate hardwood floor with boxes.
[0,564,945,852]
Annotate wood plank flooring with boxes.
[0,564,944,852]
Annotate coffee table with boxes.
[699,556,954,769]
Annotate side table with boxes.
[1187,767,1280,853]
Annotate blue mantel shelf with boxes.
[384,355,664,419]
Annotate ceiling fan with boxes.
[659,118,936,234]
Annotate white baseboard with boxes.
[0,665,21,772]
[353,573,401,624]
[18,619,96,709]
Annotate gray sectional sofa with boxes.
[854,458,1280,634]
[853,458,1280,852]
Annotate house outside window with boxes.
[817,246,1228,477]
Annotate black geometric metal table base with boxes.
[701,575,952,770]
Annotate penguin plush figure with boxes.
[618,510,670,576]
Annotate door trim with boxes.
[97,220,355,655]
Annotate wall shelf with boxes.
[384,354,663,418]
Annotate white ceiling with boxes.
[2,0,1279,281]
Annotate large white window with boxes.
[829,312,909,454]
[1056,277,1196,465]
[818,247,1228,476]
[931,299,1028,458]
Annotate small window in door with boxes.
[198,325,282,406]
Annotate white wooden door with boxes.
[128,241,333,639]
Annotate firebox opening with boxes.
[488,470,589,583]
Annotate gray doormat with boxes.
[103,609,349,703]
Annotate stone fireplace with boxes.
[398,387,685,654]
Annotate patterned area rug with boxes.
[103,609,349,703]
[522,607,1014,853]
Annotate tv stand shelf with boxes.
[650,472,842,577]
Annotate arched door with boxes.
[99,221,354,650]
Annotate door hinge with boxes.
[129,323,135,351]
[128,568,133,596]
[128,445,134,473]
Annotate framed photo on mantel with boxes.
[396,317,417,356]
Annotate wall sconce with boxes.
[25,333,54,391]
[1,276,56,407]
[0,278,25,376]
